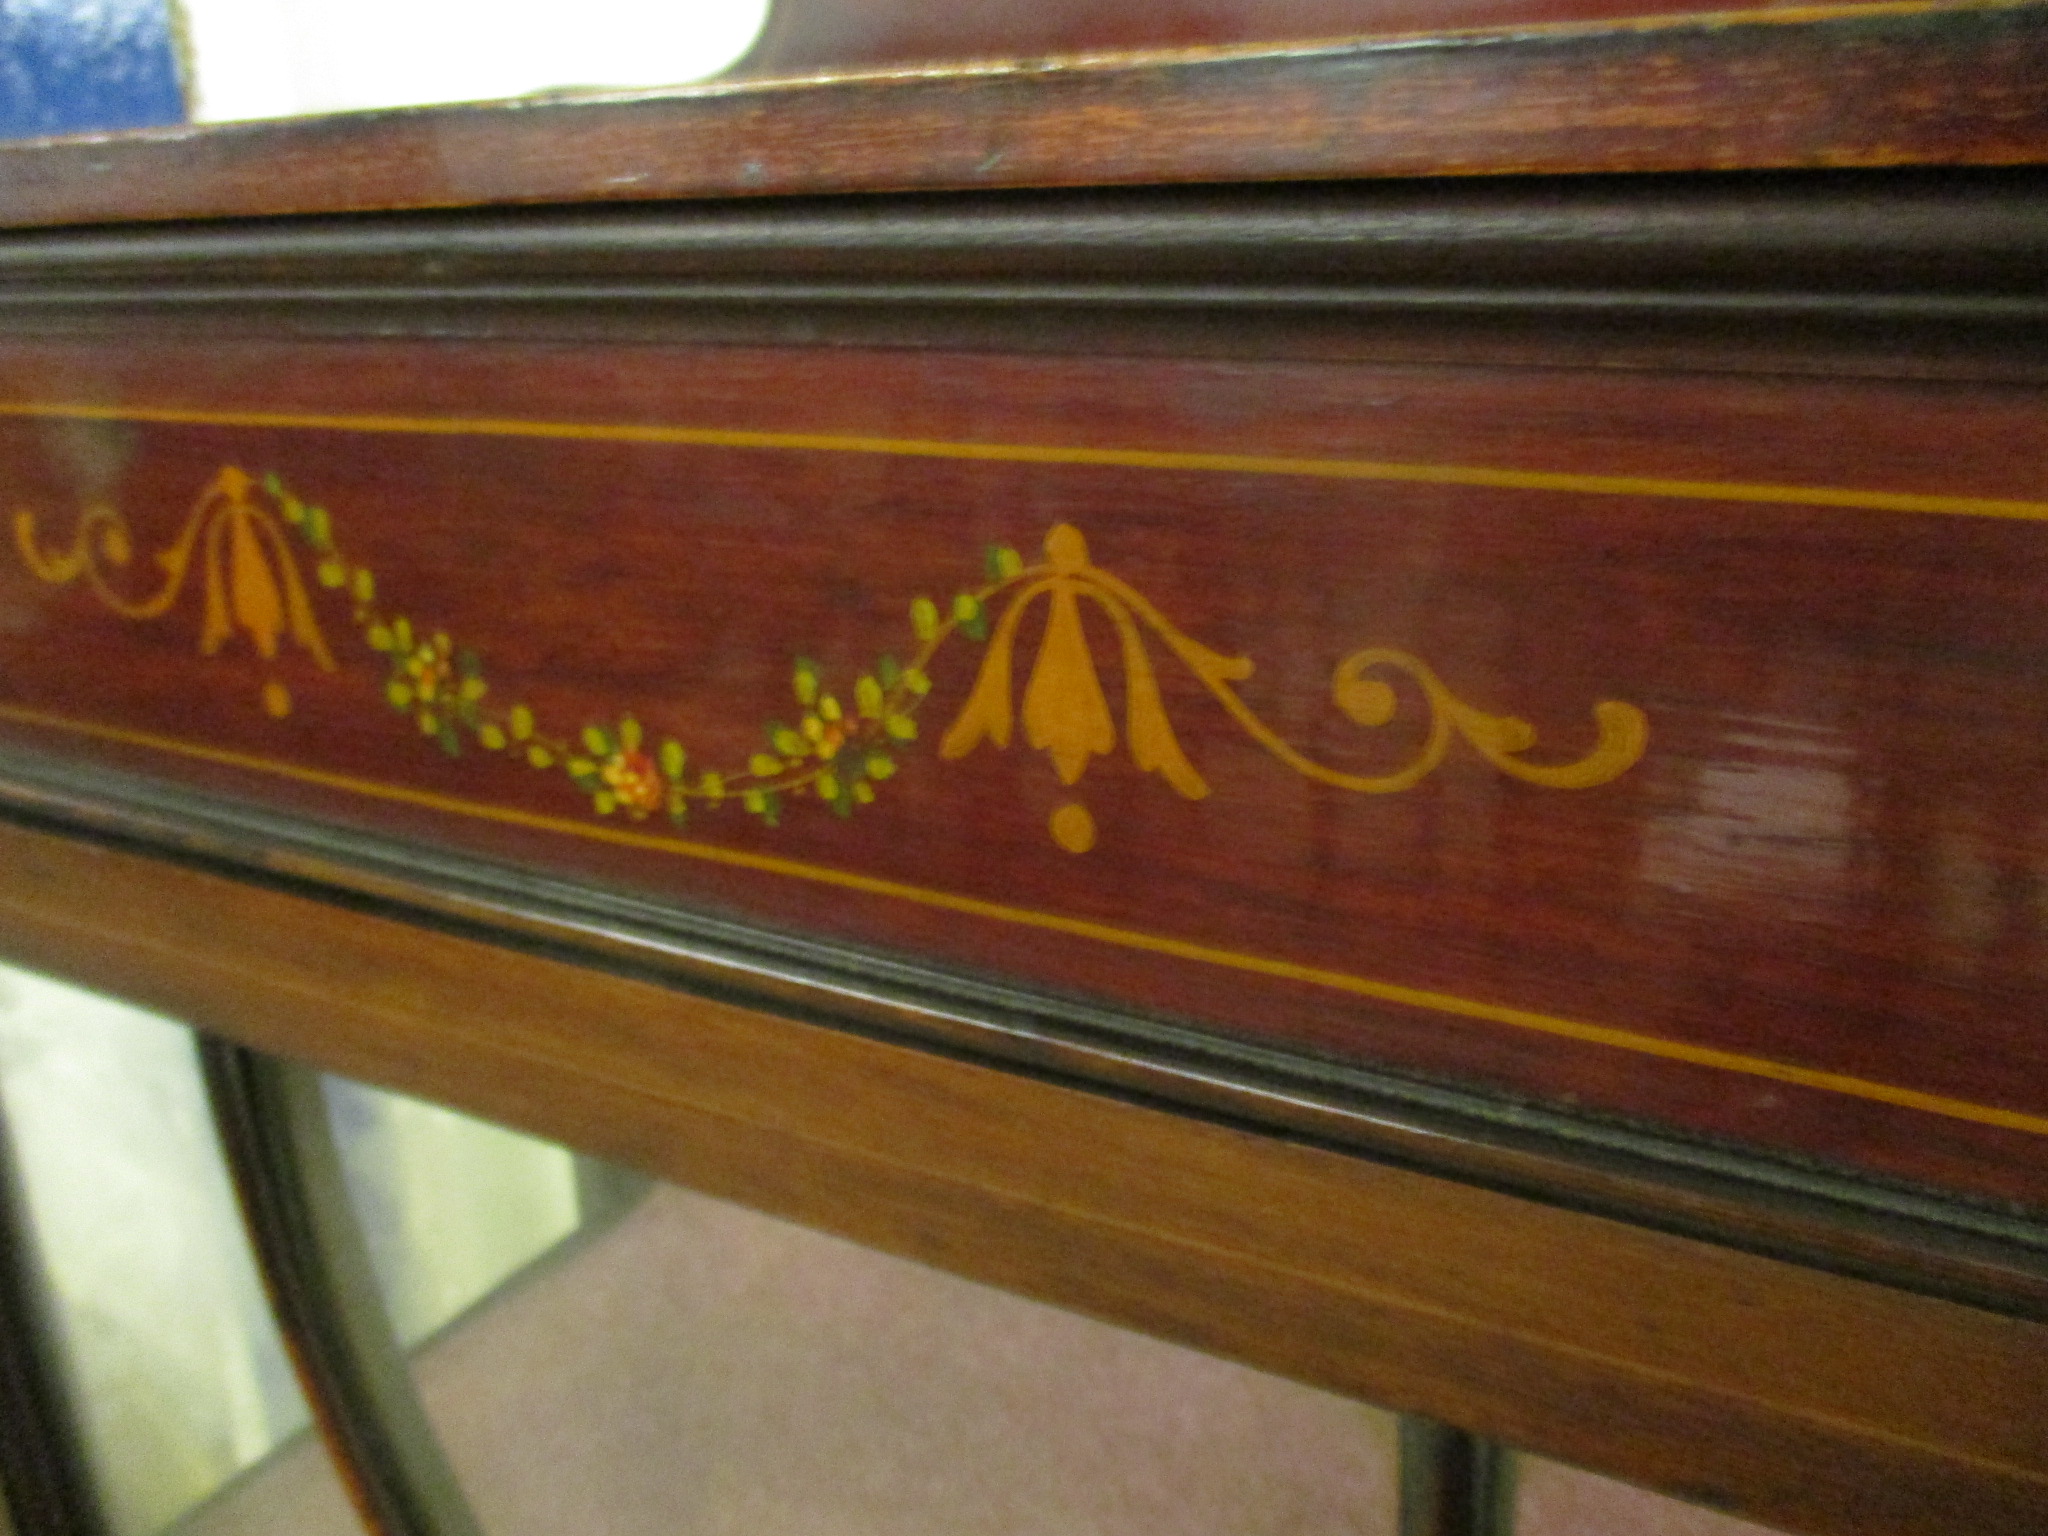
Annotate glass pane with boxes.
[0,963,355,1536]
[324,1079,1399,1536]
[322,1077,582,1348]
[1515,1453,1790,1536]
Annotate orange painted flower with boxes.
[601,747,665,817]
[403,641,454,703]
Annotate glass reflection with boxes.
[0,965,324,1535]
[322,1078,582,1349]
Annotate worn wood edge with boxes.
[0,749,2041,1321]
[0,817,2041,1536]
[0,3,2046,229]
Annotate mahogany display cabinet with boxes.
[0,3,2046,1532]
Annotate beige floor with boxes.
[181,1182,1775,1536]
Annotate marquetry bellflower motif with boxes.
[940,523,1245,851]
[11,465,1647,851]
[938,522,1648,851]
[15,464,336,716]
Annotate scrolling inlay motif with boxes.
[13,467,1647,850]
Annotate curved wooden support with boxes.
[197,1040,485,1536]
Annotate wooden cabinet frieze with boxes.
[3,335,2045,1214]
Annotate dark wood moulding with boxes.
[2,170,2046,383]
[0,2,2046,228]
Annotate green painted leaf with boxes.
[619,716,642,751]
[855,675,884,719]
[910,596,939,641]
[510,704,535,740]
[660,739,687,779]
[865,751,896,780]
[478,724,507,750]
[877,654,902,688]
[367,624,394,652]
[581,725,612,756]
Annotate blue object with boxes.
[0,0,186,140]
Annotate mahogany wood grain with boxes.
[2,332,2046,1219]
[727,0,1834,75]
[0,817,2040,1536]
[0,4,2045,228]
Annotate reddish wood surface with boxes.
[0,4,2045,228]
[2,335,2047,1213]
[729,0,1831,74]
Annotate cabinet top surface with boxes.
[0,0,2044,229]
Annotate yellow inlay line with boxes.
[2,401,2048,521]
[5,402,2046,1133]
[4,700,2043,1140]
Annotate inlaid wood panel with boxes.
[1,333,2044,1215]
